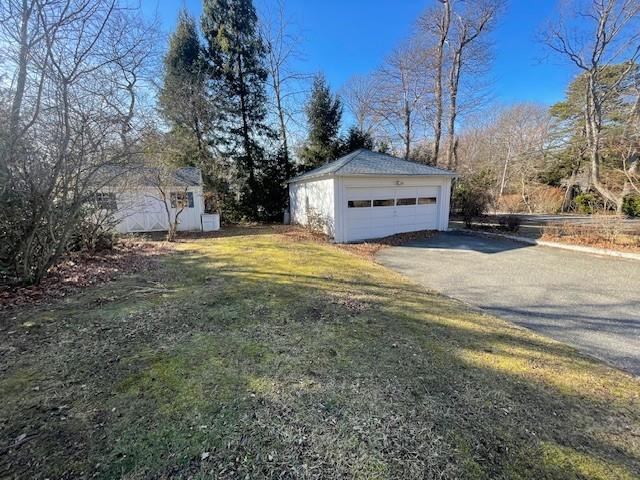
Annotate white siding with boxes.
[100,186,205,234]
[289,178,336,236]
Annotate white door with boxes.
[122,193,168,232]
[344,185,440,242]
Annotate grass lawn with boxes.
[1,228,639,479]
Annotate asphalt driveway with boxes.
[376,231,640,376]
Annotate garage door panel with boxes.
[344,185,441,242]
[347,187,395,200]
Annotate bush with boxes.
[452,170,494,227]
[622,196,640,217]
[498,215,521,232]
[530,186,564,213]
[497,194,524,213]
[497,186,564,214]
[69,217,118,253]
[544,217,639,249]
[574,192,603,214]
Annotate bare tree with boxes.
[340,74,379,136]
[445,0,503,170]
[457,104,558,212]
[0,0,159,284]
[152,170,188,242]
[544,0,640,212]
[371,41,432,159]
[259,0,308,169]
[418,0,451,165]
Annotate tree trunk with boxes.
[237,53,255,207]
[498,145,512,199]
[446,51,461,170]
[9,0,31,139]
[404,99,411,160]
[2,0,32,190]
[586,71,622,210]
[432,0,450,167]
[274,70,290,177]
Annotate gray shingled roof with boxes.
[289,149,457,183]
[97,165,203,187]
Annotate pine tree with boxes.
[299,73,342,169]
[341,126,374,154]
[159,10,209,167]
[201,0,271,217]
[255,144,291,221]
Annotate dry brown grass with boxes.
[542,217,640,253]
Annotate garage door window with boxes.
[373,199,394,207]
[348,200,371,208]
[396,198,416,206]
[418,196,437,205]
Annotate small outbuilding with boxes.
[288,149,457,243]
[96,166,219,234]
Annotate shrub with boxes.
[497,194,524,213]
[69,217,118,253]
[543,217,639,249]
[498,215,522,232]
[622,196,640,217]
[452,170,495,227]
[530,186,564,213]
[574,192,603,214]
[498,186,565,214]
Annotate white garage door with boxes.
[345,186,440,242]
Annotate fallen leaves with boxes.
[0,240,172,311]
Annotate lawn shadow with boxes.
[1,232,639,479]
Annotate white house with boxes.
[96,167,218,234]
[288,149,457,243]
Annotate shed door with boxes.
[344,185,440,242]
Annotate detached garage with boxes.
[288,149,458,243]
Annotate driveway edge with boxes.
[457,229,640,262]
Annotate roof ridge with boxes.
[377,151,454,174]
[333,148,366,174]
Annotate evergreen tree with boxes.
[547,64,640,190]
[255,145,291,221]
[299,73,342,169]
[159,10,209,168]
[341,126,374,154]
[201,0,271,217]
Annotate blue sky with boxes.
[145,0,576,107]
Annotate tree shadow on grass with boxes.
[1,236,639,479]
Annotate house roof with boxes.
[97,165,203,187]
[169,167,203,186]
[289,149,458,183]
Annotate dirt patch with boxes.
[0,240,172,312]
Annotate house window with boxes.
[373,199,394,207]
[94,192,117,211]
[418,196,437,205]
[348,200,371,208]
[396,198,417,206]
[170,191,194,208]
